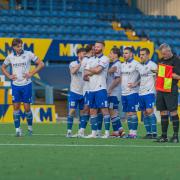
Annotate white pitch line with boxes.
[0,143,179,148]
[0,133,66,136]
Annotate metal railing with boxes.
[0,76,54,104]
[32,76,54,104]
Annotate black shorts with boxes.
[156,91,178,112]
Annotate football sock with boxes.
[80,114,89,129]
[104,115,110,131]
[13,110,20,129]
[111,116,122,131]
[90,116,98,131]
[131,115,138,131]
[171,114,179,136]
[67,115,73,130]
[143,115,151,134]
[25,110,33,131]
[161,115,169,138]
[127,115,132,132]
[148,113,157,135]
[97,113,103,131]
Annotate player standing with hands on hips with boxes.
[1,38,44,136]
[121,47,140,138]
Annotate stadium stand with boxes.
[1,0,180,116]
[115,14,180,54]
[1,0,180,53]
[0,0,135,41]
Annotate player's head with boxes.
[12,38,23,54]
[159,43,173,60]
[85,44,94,57]
[140,48,150,63]
[109,46,120,61]
[95,41,105,55]
[77,48,86,60]
[123,47,133,61]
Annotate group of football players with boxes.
[66,41,158,139]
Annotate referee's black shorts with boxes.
[156,91,178,112]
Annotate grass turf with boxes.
[0,122,180,180]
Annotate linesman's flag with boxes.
[156,64,173,92]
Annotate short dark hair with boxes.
[12,38,23,47]
[85,44,94,53]
[124,47,133,53]
[95,41,105,47]
[77,48,86,54]
[140,48,150,55]
[111,46,121,57]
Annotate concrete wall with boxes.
[137,0,180,18]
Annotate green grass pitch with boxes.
[0,122,180,180]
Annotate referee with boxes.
[156,43,180,143]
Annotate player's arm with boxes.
[151,69,158,73]
[83,69,93,81]
[88,65,104,74]
[70,63,81,74]
[84,69,93,76]
[151,62,158,74]
[128,64,140,88]
[128,80,140,88]
[83,61,93,80]
[24,58,44,79]
[1,64,17,80]
[108,66,117,74]
[89,58,109,75]
[108,77,121,95]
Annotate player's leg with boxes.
[96,89,110,138]
[67,108,76,137]
[146,109,157,139]
[143,111,152,138]
[78,106,89,136]
[79,92,90,135]
[22,83,33,136]
[87,108,98,138]
[12,84,22,136]
[86,91,98,138]
[97,109,103,137]
[127,112,138,138]
[13,102,22,136]
[144,94,157,139]
[24,103,33,136]
[139,95,152,138]
[100,108,110,138]
[126,93,139,138]
[83,105,90,129]
[122,95,132,135]
[109,96,125,137]
[77,97,88,137]
[66,92,77,137]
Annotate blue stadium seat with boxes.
[0,0,146,41]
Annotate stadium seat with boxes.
[2,0,180,52]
